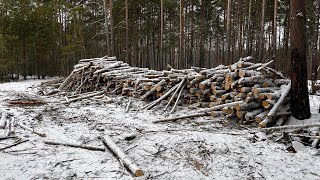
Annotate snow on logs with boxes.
[59,56,291,128]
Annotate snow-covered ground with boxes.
[0,79,320,179]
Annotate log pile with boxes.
[58,56,291,128]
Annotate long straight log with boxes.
[44,140,105,151]
[101,135,144,177]
[200,101,245,113]
[169,83,185,113]
[144,82,181,110]
[164,78,186,110]
[259,81,291,128]
[63,91,105,104]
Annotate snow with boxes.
[1,79,320,179]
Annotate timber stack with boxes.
[57,56,291,128]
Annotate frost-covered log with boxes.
[259,82,291,128]
[101,135,144,177]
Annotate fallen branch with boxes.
[17,122,47,137]
[125,100,132,113]
[44,140,105,151]
[0,139,29,151]
[8,100,45,106]
[153,112,209,123]
[101,135,144,177]
[262,123,320,132]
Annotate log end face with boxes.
[258,122,266,128]
[135,169,144,177]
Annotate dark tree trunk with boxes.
[290,0,311,120]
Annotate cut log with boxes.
[44,140,105,151]
[170,83,186,113]
[244,108,264,121]
[63,91,105,104]
[140,80,166,101]
[255,111,268,123]
[144,83,180,110]
[262,99,275,109]
[200,101,245,113]
[210,111,225,117]
[259,81,291,128]
[101,135,144,177]
[164,78,186,110]
[235,102,261,111]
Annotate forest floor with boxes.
[1,79,320,180]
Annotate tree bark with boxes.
[109,0,114,56]
[179,0,185,69]
[272,0,278,62]
[125,0,129,64]
[259,0,266,62]
[226,0,231,64]
[103,0,110,55]
[311,0,320,94]
[290,0,311,120]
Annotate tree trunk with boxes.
[125,0,129,64]
[290,0,311,120]
[179,0,185,69]
[103,0,110,55]
[109,0,114,56]
[311,0,320,95]
[226,0,231,64]
[272,0,277,64]
[259,0,266,62]
[160,0,164,69]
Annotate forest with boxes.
[0,0,319,81]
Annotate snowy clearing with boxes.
[0,79,320,180]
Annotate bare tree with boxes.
[226,0,231,64]
[125,0,129,64]
[311,0,320,94]
[179,0,185,69]
[160,0,164,68]
[259,0,266,62]
[272,0,277,61]
[290,0,311,119]
[109,0,114,56]
[103,0,110,55]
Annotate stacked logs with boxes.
[58,56,291,128]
